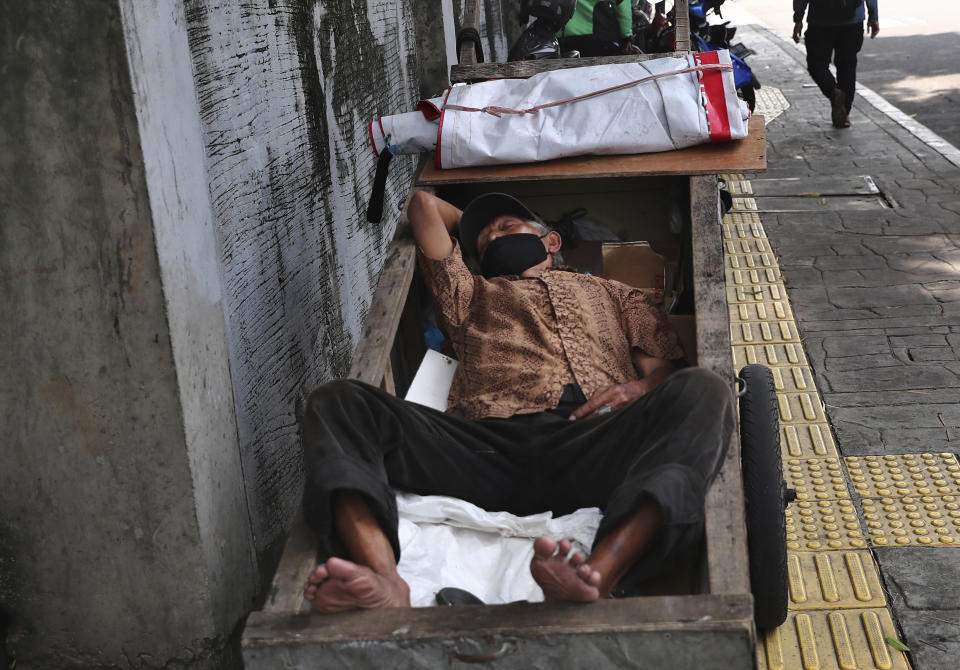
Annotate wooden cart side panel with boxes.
[688,175,751,597]
[416,116,766,185]
[264,185,433,615]
[245,596,754,669]
[246,593,754,644]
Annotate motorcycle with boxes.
[637,0,760,110]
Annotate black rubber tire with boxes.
[738,364,789,630]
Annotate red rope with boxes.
[443,62,733,117]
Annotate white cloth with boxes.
[368,51,750,169]
[395,492,601,607]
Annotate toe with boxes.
[557,539,572,558]
[308,564,329,585]
[533,536,558,559]
[570,551,587,567]
[325,557,363,580]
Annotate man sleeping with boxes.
[300,190,734,612]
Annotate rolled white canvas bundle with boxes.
[368,50,750,170]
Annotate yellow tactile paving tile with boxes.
[785,458,852,502]
[732,342,809,369]
[725,237,771,255]
[860,495,960,547]
[732,196,758,211]
[758,609,911,670]
[787,551,886,610]
[786,500,869,551]
[846,453,960,499]
[726,252,780,271]
[727,283,791,306]
[724,178,753,196]
[730,320,802,346]
[778,392,828,425]
[770,366,817,394]
[725,266,783,286]
[729,299,795,324]
[721,213,764,237]
[782,423,839,459]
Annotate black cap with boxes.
[458,192,544,261]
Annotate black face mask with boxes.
[481,233,549,279]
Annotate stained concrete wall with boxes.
[0,0,505,667]
[0,0,256,666]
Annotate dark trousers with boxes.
[805,23,865,112]
[300,367,735,591]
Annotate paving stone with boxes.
[821,335,891,357]
[874,547,960,610]
[908,348,959,362]
[827,285,939,308]
[814,255,889,271]
[889,334,950,348]
[823,389,960,408]
[891,609,960,670]
[823,354,904,373]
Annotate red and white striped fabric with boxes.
[368,51,750,169]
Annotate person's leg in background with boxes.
[804,24,848,127]
[834,22,866,125]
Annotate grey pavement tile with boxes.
[824,353,908,372]
[827,285,939,308]
[909,348,958,362]
[814,254,889,270]
[797,313,952,334]
[929,288,960,302]
[861,235,957,255]
[832,269,957,288]
[893,610,960,670]
[823,366,960,393]
[830,404,960,428]
[822,334,891,357]
[887,255,960,276]
[824,389,960,407]
[780,267,824,286]
[889,335,951,348]
[876,548,960,611]
[874,549,960,670]
[777,256,817,268]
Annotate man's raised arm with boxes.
[408,191,463,260]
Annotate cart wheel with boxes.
[738,364,789,630]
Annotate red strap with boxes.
[695,52,731,143]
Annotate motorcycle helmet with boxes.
[509,0,578,61]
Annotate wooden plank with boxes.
[688,175,751,597]
[347,240,417,384]
[244,593,753,646]
[457,0,483,66]
[261,510,315,615]
[416,116,766,185]
[674,0,691,52]
[450,52,684,83]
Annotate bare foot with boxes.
[530,537,602,602]
[303,556,411,613]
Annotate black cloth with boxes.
[301,367,735,592]
[804,22,865,112]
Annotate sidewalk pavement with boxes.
[724,9,960,670]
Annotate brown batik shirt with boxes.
[417,239,686,419]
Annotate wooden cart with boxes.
[243,3,771,666]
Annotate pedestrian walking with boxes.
[792,0,880,128]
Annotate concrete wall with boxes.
[0,0,255,666]
[0,0,506,666]
[177,0,422,564]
